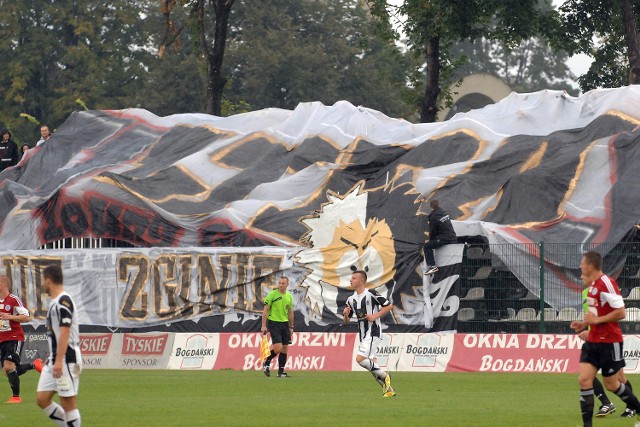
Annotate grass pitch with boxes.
[1,370,637,426]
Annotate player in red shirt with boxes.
[0,274,42,403]
[571,252,640,426]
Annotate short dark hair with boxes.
[40,124,49,130]
[429,199,440,209]
[43,265,63,284]
[353,270,368,282]
[583,251,602,270]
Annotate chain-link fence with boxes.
[458,242,640,334]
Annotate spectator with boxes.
[423,199,457,275]
[0,129,20,172]
[36,125,52,147]
[20,144,30,158]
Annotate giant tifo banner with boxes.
[0,247,460,330]
[20,332,640,373]
[1,87,640,312]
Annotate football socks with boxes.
[6,369,19,397]
[358,358,388,388]
[278,353,287,375]
[66,409,81,427]
[580,388,594,427]
[16,363,34,376]
[615,382,640,412]
[44,402,67,427]
[593,377,611,405]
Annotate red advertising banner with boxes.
[447,334,584,373]
[214,332,357,371]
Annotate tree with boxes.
[0,0,155,142]
[160,0,235,116]
[556,0,640,90]
[369,0,556,122]
[222,0,412,118]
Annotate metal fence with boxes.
[458,241,640,334]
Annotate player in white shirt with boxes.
[343,270,396,397]
[36,265,82,427]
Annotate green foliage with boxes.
[0,0,157,142]
[19,113,41,126]
[555,0,640,90]
[369,0,559,122]
[223,0,413,119]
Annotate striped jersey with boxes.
[345,289,390,340]
[46,291,82,364]
[0,294,29,343]
[586,274,624,343]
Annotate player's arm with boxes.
[54,325,70,378]
[1,305,30,323]
[366,303,394,321]
[585,291,626,324]
[343,302,352,323]
[585,307,626,324]
[54,296,75,378]
[570,320,588,333]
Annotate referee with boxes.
[261,276,294,378]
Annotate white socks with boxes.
[43,403,81,427]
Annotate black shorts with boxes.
[580,341,625,377]
[0,340,23,365]
[267,320,291,345]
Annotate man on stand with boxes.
[423,199,457,275]
[36,125,52,147]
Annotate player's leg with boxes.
[600,342,640,413]
[578,361,598,427]
[37,369,67,427]
[38,363,81,427]
[356,337,395,396]
[37,390,66,427]
[3,359,21,402]
[617,370,636,417]
[15,342,42,375]
[593,376,615,417]
[60,396,80,427]
[3,341,22,402]
[603,370,640,412]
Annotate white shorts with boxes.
[37,362,82,397]
[357,336,381,360]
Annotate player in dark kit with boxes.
[571,252,640,427]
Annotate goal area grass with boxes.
[3,370,637,426]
